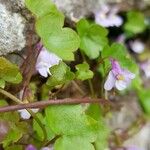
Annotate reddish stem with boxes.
[0,98,111,112]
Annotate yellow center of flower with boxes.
[116,74,124,80]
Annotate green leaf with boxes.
[25,0,57,18]
[2,122,28,147]
[54,136,95,150]
[3,130,22,147]
[0,112,28,147]
[46,62,75,89]
[5,145,22,150]
[43,28,80,61]
[138,89,150,115]
[0,79,5,88]
[75,63,94,81]
[45,105,98,142]
[124,11,146,35]
[29,0,80,61]
[0,57,22,87]
[33,113,55,141]
[76,19,90,37]
[86,104,102,121]
[77,19,108,59]
[86,104,110,150]
[94,124,110,150]
[36,12,64,38]
[0,99,8,107]
[45,105,83,135]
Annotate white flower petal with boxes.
[108,15,123,27]
[144,70,150,78]
[18,109,39,120]
[36,48,61,78]
[123,69,135,79]
[31,108,39,113]
[38,67,49,78]
[48,53,61,66]
[104,71,116,91]
[18,109,31,120]
[130,40,145,53]
[41,147,53,150]
[140,60,150,78]
[115,80,127,91]
[95,7,123,27]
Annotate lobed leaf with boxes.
[75,63,94,81]
[124,11,146,36]
[25,0,57,18]
[77,19,108,59]
[0,57,22,88]
[46,62,75,89]
[54,136,95,150]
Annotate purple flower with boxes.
[126,146,141,150]
[129,40,145,54]
[26,145,37,150]
[36,45,62,78]
[104,59,135,91]
[140,60,150,78]
[94,4,123,27]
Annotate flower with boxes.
[41,147,53,150]
[26,145,37,150]
[94,4,123,27]
[18,108,39,120]
[36,44,62,78]
[140,60,150,78]
[25,144,54,150]
[126,146,141,150]
[129,40,145,54]
[104,59,135,91]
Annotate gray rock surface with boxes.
[106,93,141,130]
[0,0,25,11]
[9,0,25,8]
[52,0,103,20]
[124,123,150,150]
[0,2,26,55]
[53,0,150,20]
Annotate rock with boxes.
[52,0,103,20]
[124,123,150,150]
[52,0,150,21]
[0,2,26,56]
[0,0,25,11]
[9,0,25,9]
[107,100,140,130]
[106,93,141,130]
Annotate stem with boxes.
[28,109,47,144]
[88,80,95,98]
[104,90,108,100]
[0,98,110,112]
[0,88,47,143]
[114,132,122,146]
[99,54,109,99]
[0,89,23,104]
[80,51,95,98]
[72,80,85,96]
